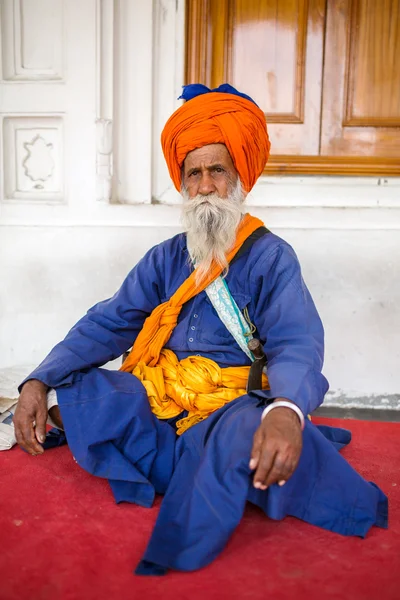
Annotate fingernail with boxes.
[249,459,256,470]
[278,480,286,486]
[253,481,261,489]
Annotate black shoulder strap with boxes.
[230,226,270,266]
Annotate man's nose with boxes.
[198,172,216,195]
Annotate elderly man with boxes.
[14,84,387,575]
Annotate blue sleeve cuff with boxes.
[18,356,79,393]
[258,362,329,415]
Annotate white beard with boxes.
[181,179,245,285]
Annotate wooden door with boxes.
[320,0,400,158]
[187,0,326,156]
[185,0,400,176]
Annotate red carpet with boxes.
[0,417,399,600]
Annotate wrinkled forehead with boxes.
[183,143,236,172]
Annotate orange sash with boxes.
[120,214,269,434]
[120,214,264,372]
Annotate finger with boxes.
[34,408,47,444]
[25,422,44,455]
[13,414,32,453]
[277,466,296,487]
[282,458,301,482]
[274,447,302,481]
[249,428,263,471]
[275,455,301,487]
[253,445,277,489]
[20,419,44,455]
[264,455,292,487]
[13,421,25,448]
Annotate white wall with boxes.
[1,218,399,406]
[0,0,399,407]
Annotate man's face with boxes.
[181,144,246,284]
[182,143,238,199]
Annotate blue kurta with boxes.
[22,231,388,574]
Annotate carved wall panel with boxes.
[0,0,64,81]
[3,117,64,201]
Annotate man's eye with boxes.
[190,170,199,177]
[215,167,224,173]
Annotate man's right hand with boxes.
[13,379,48,455]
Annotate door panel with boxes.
[0,0,97,206]
[186,0,400,175]
[320,0,400,158]
[186,0,326,156]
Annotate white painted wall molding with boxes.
[0,0,65,81]
[154,174,400,210]
[2,115,64,202]
[0,0,97,218]
[95,0,114,202]
[95,118,113,202]
[96,0,181,205]
[248,176,400,208]
[113,0,153,204]
[94,0,184,206]
[152,0,185,203]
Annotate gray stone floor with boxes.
[313,405,400,422]
[323,390,400,411]
[317,390,400,421]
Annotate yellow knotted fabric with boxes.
[120,213,270,434]
[131,349,269,435]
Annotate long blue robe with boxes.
[21,231,388,574]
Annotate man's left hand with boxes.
[249,401,303,490]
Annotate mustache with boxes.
[185,193,223,210]
[180,179,245,285]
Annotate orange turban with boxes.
[161,84,271,194]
